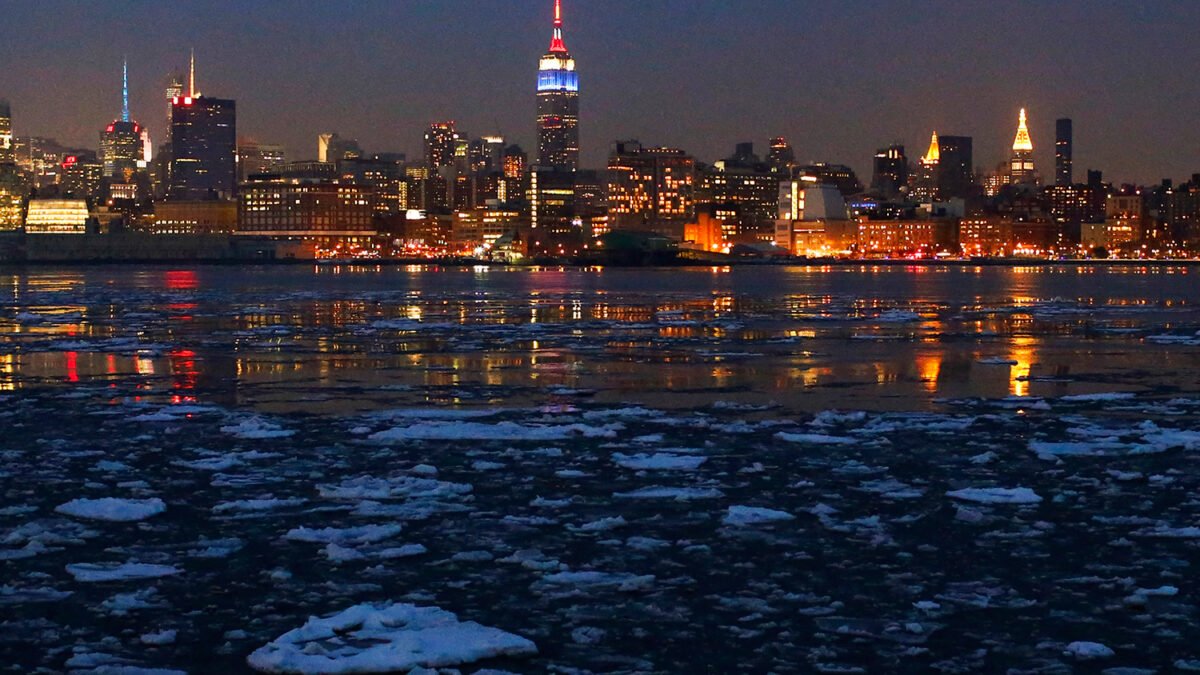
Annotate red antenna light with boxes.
[548,0,567,52]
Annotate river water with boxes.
[2,264,1200,672]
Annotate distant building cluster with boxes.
[1,3,1199,262]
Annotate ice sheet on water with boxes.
[612,486,723,500]
[775,432,857,445]
[612,452,706,470]
[213,497,307,514]
[66,562,181,582]
[316,475,472,502]
[55,498,166,522]
[284,524,403,545]
[220,416,295,439]
[368,420,618,442]
[246,603,537,674]
[946,487,1042,504]
[531,570,656,593]
[723,505,795,526]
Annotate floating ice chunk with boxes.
[368,407,505,421]
[285,524,403,545]
[66,562,181,582]
[969,451,998,464]
[1059,392,1136,402]
[775,432,857,445]
[612,486,723,500]
[140,629,177,645]
[0,584,72,604]
[1064,641,1114,659]
[946,487,1042,504]
[723,505,795,526]
[1131,525,1200,538]
[855,479,925,499]
[976,357,1018,365]
[875,310,921,323]
[532,571,655,592]
[220,416,295,439]
[1028,441,1111,458]
[555,469,587,478]
[369,421,617,442]
[317,475,472,501]
[571,626,607,645]
[612,452,706,470]
[246,603,537,674]
[55,497,166,522]
[214,497,307,513]
[176,454,242,471]
[571,516,627,532]
[472,460,504,471]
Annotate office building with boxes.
[238,176,376,255]
[1055,118,1073,186]
[910,133,940,202]
[167,55,236,200]
[59,156,104,201]
[871,144,907,199]
[767,137,795,175]
[100,60,145,181]
[607,140,695,239]
[425,122,459,171]
[936,135,974,200]
[238,140,287,181]
[25,199,90,234]
[0,163,25,229]
[536,0,580,172]
[153,200,237,235]
[528,167,579,255]
[0,99,12,163]
[1010,108,1035,185]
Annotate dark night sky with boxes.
[1,1,1197,185]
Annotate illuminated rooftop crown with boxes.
[1013,108,1033,152]
[538,0,577,93]
[922,132,940,165]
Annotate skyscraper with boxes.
[1055,118,1073,186]
[0,99,12,163]
[100,60,144,182]
[167,53,236,200]
[536,0,580,172]
[607,140,695,239]
[936,135,974,199]
[767,137,796,175]
[871,144,907,199]
[910,133,939,202]
[425,122,459,170]
[1010,109,1035,185]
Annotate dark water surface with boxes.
[2,264,1200,673]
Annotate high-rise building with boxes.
[767,137,796,175]
[607,140,695,239]
[425,122,459,171]
[100,60,145,186]
[528,167,580,255]
[167,54,236,200]
[910,133,940,202]
[1010,109,1035,185]
[936,135,974,199]
[0,99,13,163]
[318,133,361,164]
[60,155,104,201]
[1055,118,1073,187]
[536,0,580,173]
[0,163,25,230]
[237,139,287,181]
[871,144,907,199]
[698,144,778,239]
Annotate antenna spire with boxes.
[549,0,567,53]
[1013,108,1033,152]
[121,58,130,122]
[188,49,196,98]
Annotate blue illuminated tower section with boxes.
[536,0,579,173]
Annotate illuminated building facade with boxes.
[767,137,795,174]
[536,0,580,173]
[871,144,907,199]
[59,156,104,201]
[0,163,25,230]
[607,140,695,240]
[1055,118,1072,186]
[0,99,12,163]
[451,208,522,254]
[340,157,408,213]
[425,122,459,170]
[100,61,145,187]
[153,200,237,234]
[238,140,287,181]
[25,199,90,234]
[910,133,940,202]
[528,167,579,255]
[1010,109,1035,185]
[166,53,235,200]
[238,177,377,255]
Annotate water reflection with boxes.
[0,264,1197,411]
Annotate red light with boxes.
[172,97,180,104]
[63,155,77,167]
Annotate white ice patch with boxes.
[369,421,618,442]
[723,505,795,526]
[1059,392,1136,403]
[612,452,706,471]
[775,432,857,445]
[66,562,181,582]
[612,486,723,500]
[246,603,537,674]
[1064,641,1114,659]
[55,497,166,522]
[946,487,1042,505]
[285,524,403,545]
[220,416,295,439]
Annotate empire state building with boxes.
[536,0,579,173]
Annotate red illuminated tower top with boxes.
[549,0,568,53]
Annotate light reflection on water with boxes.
[0,264,1198,411]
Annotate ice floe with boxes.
[55,497,167,522]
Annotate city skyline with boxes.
[0,1,1197,184]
